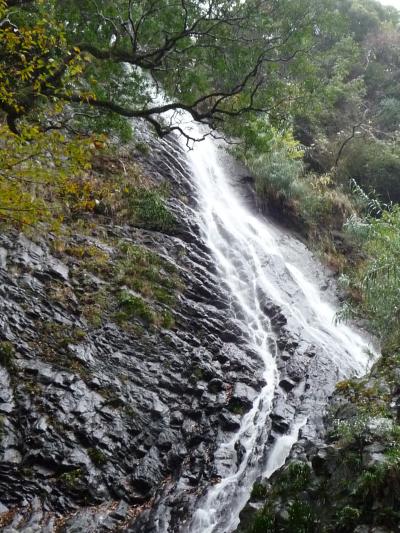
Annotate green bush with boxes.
[0,341,15,370]
[281,462,311,493]
[338,138,400,203]
[251,149,304,205]
[287,499,314,533]
[377,98,400,131]
[243,129,354,238]
[302,184,353,232]
[249,505,276,533]
[343,205,400,346]
[336,505,361,528]
[251,482,269,500]
[124,186,176,231]
[116,291,155,325]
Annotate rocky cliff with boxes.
[0,132,267,531]
[0,134,301,532]
[0,128,381,533]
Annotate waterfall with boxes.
[171,125,375,533]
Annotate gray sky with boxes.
[379,0,400,8]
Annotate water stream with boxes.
[174,125,375,533]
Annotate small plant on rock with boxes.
[0,341,15,370]
[115,291,155,325]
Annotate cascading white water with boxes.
[171,125,375,533]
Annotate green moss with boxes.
[153,287,175,305]
[229,400,245,415]
[87,447,107,466]
[116,243,178,283]
[135,141,150,156]
[21,466,34,477]
[65,358,90,379]
[30,322,91,381]
[39,322,87,348]
[79,288,108,328]
[115,291,156,325]
[59,468,83,489]
[161,310,175,329]
[190,367,205,383]
[111,244,180,330]
[22,377,42,397]
[124,405,136,417]
[95,385,125,409]
[0,341,15,370]
[46,415,66,434]
[123,185,176,232]
[251,482,269,500]
[54,237,181,333]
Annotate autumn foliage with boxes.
[0,0,97,226]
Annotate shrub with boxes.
[301,184,354,232]
[250,149,304,206]
[115,291,155,325]
[124,186,176,231]
[249,505,276,533]
[338,137,400,203]
[243,128,355,238]
[287,499,314,533]
[251,482,269,500]
[377,98,400,131]
[342,205,400,347]
[282,462,312,493]
[336,505,361,528]
[0,341,14,370]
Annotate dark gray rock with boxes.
[279,377,296,392]
[262,300,287,328]
[362,443,387,469]
[219,411,241,431]
[231,383,258,412]
[208,378,224,393]
[132,447,164,495]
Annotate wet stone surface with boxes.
[0,135,268,531]
[0,131,365,532]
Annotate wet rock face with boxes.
[0,135,266,531]
[0,130,369,532]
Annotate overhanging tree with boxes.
[1,0,324,140]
